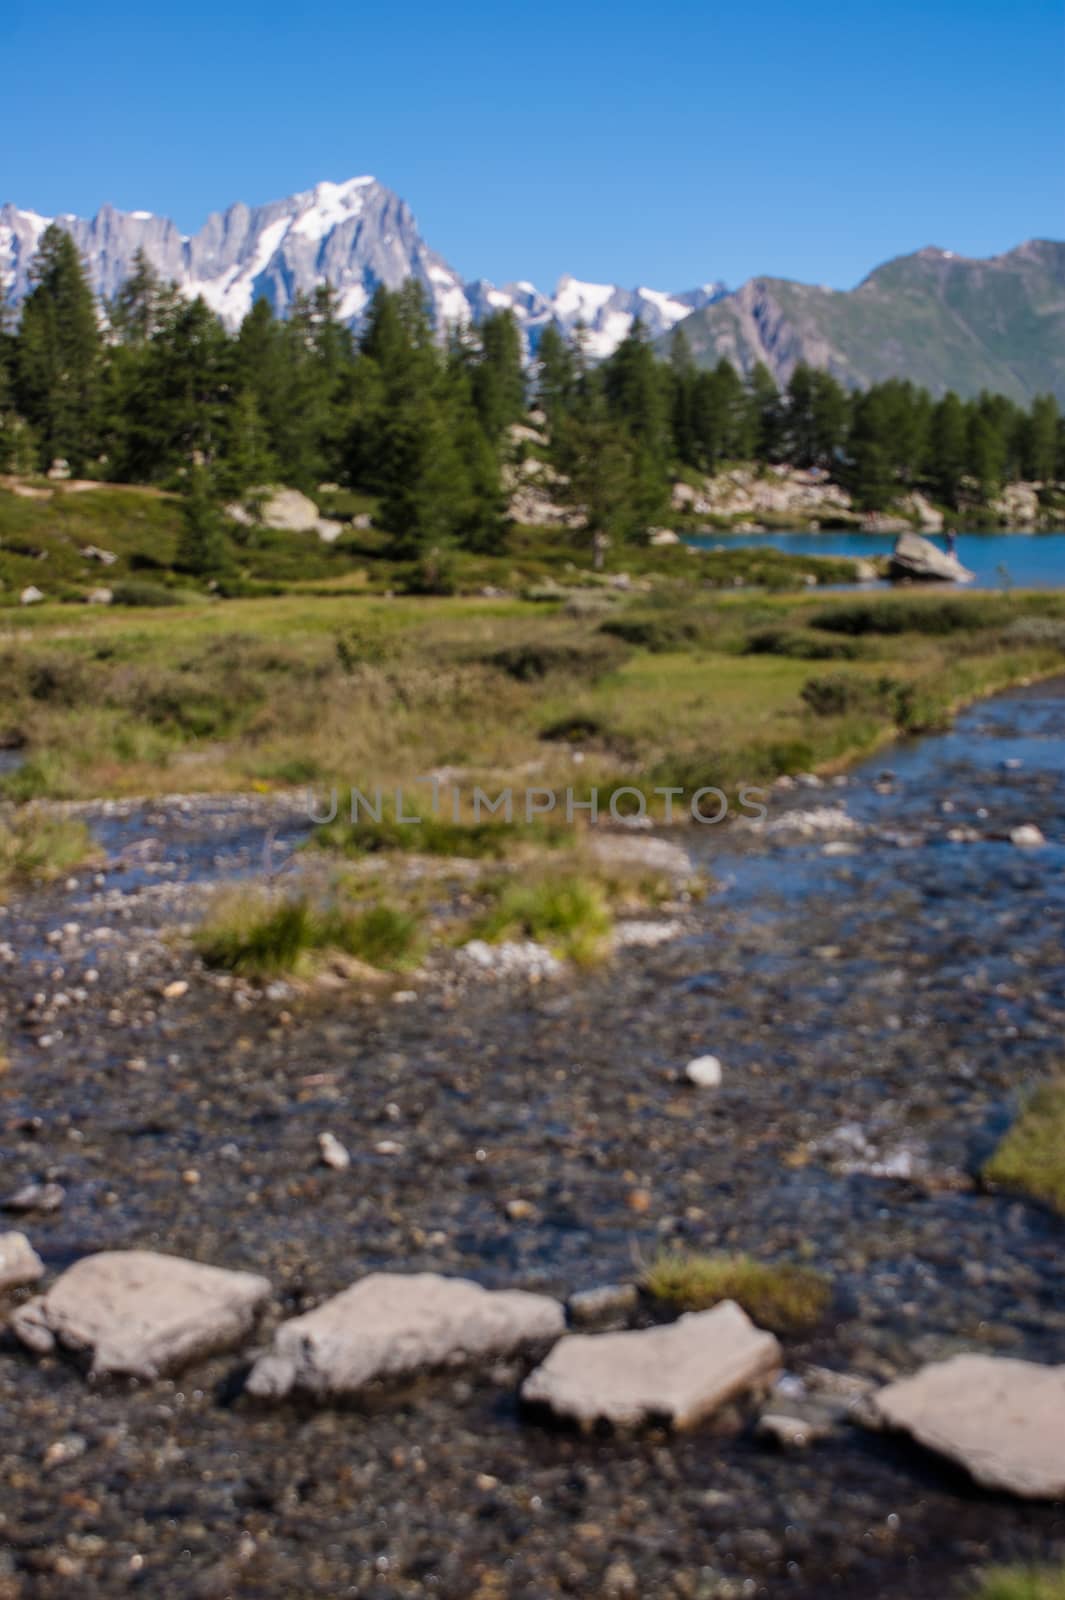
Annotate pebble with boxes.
[161,979,189,999]
[685,1055,723,1089]
[1010,824,1046,848]
[318,1131,351,1171]
[3,1182,65,1214]
[568,1283,639,1328]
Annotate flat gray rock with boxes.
[11,1251,271,1379]
[246,1272,565,1400]
[521,1300,781,1429]
[874,1354,1065,1497]
[0,1232,45,1292]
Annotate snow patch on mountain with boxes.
[0,178,728,360]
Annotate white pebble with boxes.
[685,1055,723,1089]
[318,1131,350,1171]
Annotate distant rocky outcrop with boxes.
[658,240,1065,403]
[224,486,344,543]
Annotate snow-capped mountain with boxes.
[0,177,726,358]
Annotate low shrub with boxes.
[109,581,185,607]
[489,637,628,682]
[744,627,865,661]
[800,673,901,718]
[641,1251,831,1335]
[999,617,1065,651]
[811,595,1013,637]
[599,613,710,652]
[539,713,609,743]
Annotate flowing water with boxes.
[1,682,1064,1596]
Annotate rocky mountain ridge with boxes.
[0,177,722,358]
[2,178,1062,396]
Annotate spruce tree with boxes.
[15,224,101,473]
[927,392,968,506]
[176,465,227,576]
[472,310,525,438]
[534,323,578,423]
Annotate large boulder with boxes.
[0,1232,45,1292]
[888,531,974,584]
[521,1300,781,1430]
[246,1272,565,1400]
[873,1354,1065,1497]
[11,1251,271,1379]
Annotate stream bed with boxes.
[0,681,1064,1597]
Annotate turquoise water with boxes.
[686,528,1065,588]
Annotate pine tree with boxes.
[176,465,227,576]
[219,388,277,496]
[927,392,968,506]
[472,310,525,439]
[108,249,180,345]
[745,363,783,461]
[1021,394,1061,483]
[534,323,578,422]
[15,224,102,473]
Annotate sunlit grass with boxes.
[984,1079,1065,1214]
[0,810,100,896]
[195,889,420,978]
[641,1251,831,1335]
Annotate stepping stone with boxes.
[521,1300,781,1429]
[11,1251,272,1379]
[873,1354,1065,1497]
[246,1272,565,1400]
[0,1232,45,1293]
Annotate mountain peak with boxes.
[0,179,725,360]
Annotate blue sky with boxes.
[4,0,1062,292]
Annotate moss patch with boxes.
[984,1080,1065,1214]
[641,1251,831,1335]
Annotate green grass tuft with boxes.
[641,1251,831,1335]
[984,1080,1065,1214]
[316,807,572,860]
[973,1568,1065,1600]
[0,811,100,895]
[195,890,420,978]
[473,871,613,965]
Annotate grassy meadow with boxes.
[2,573,1065,808]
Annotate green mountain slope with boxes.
[664,240,1065,401]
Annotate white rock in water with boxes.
[246,1272,565,1400]
[0,1232,45,1292]
[11,1251,271,1379]
[318,1131,350,1170]
[1011,825,1046,849]
[522,1301,781,1429]
[873,1354,1065,1497]
[685,1055,723,1089]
